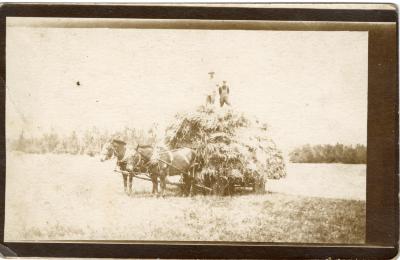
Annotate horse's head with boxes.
[111,139,127,161]
[135,144,154,158]
[126,152,142,172]
[100,141,115,162]
[125,144,153,172]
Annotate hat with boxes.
[112,139,126,145]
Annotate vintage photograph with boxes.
[5,17,367,244]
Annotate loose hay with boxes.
[165,105,286,187]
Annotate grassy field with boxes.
[268,163,366,200]
[5,152,365,243]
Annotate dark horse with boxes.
[100,139,138,195]
[128,145,197,197]
[101,140,197,197]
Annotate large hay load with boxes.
[165,105,286,195]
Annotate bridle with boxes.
[132,152,144,169]
[133,145,154,169]
[101,143,116,160]
[135,145,150,159]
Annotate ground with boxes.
[5,152,365,243]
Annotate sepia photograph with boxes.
[5,16,369,244]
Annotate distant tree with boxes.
[289,143,366,164]
[302,144,315,163]
[9,126,159,156]
[15,131,26,152]
[355,144,367,164]
[42,130,59,153]
[66,131,80,154]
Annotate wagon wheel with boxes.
[212,176,230,196]
[227,178,235,196]
[253,176,266,194]
[211,182,219,195]
[189,177,199,196]
[179,174,191,196]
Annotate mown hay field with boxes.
[5,152,365,243]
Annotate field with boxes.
[5,152,365,243]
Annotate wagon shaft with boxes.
[113,169,182,187]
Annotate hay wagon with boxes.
[114,169,214,194]
[114,167,265,196]
[163,106,286,196]
[112,104,285,196]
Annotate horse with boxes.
[100,140,137,195]
[127,144,197,197]
[100,140,114,162]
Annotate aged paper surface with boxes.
[5,17,367,243]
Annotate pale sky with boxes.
[6,18,368,153]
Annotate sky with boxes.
[6,18,368,153]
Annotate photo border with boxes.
[0,4,398,259]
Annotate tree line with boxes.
[289,143,366,164]
[9,126,158,156]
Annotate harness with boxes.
[135,146,197,175]
[105,144,134,172]
[119,147,134,162]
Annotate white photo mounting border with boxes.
[0,3,397,259]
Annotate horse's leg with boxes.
[122,175,128,194]
[159,167,169,198]
[181,174,188,196]
[159,173,167,198]
[128,174,133,195]
[178,174,185,196]
[151,173,158,195]
[151,174,156,194]
[190,177,197,196]
[186,173,193,196]
[189,167,197,196]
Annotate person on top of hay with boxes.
[205,71,217,106]
[219,80,231,107]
